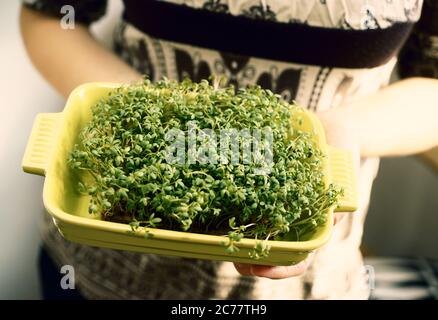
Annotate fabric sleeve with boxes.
[398,0,438,79]
[22,0,108,25]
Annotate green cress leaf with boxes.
[68,78,341,258]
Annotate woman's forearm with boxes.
[319,77,438,158]
[20,6,141,99]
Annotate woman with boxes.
[20,0,438,299]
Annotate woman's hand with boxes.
[318,108,361,225]
[233,253,314,279]
[233,108,360,279]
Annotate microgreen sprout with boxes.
[68,78,341,259]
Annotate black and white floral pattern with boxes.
[164,0,422,29]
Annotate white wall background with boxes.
[0,1,59,299]
[0,1,437,299]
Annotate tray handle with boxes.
[22,113,62,176]
[328,146,358,212]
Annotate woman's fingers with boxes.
[233,263,253,276]
[334,212,348,225]
[233,253,314,279]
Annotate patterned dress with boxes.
[24,0,436,299]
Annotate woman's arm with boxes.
[318,77,438,158]
[20,6,141,99]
